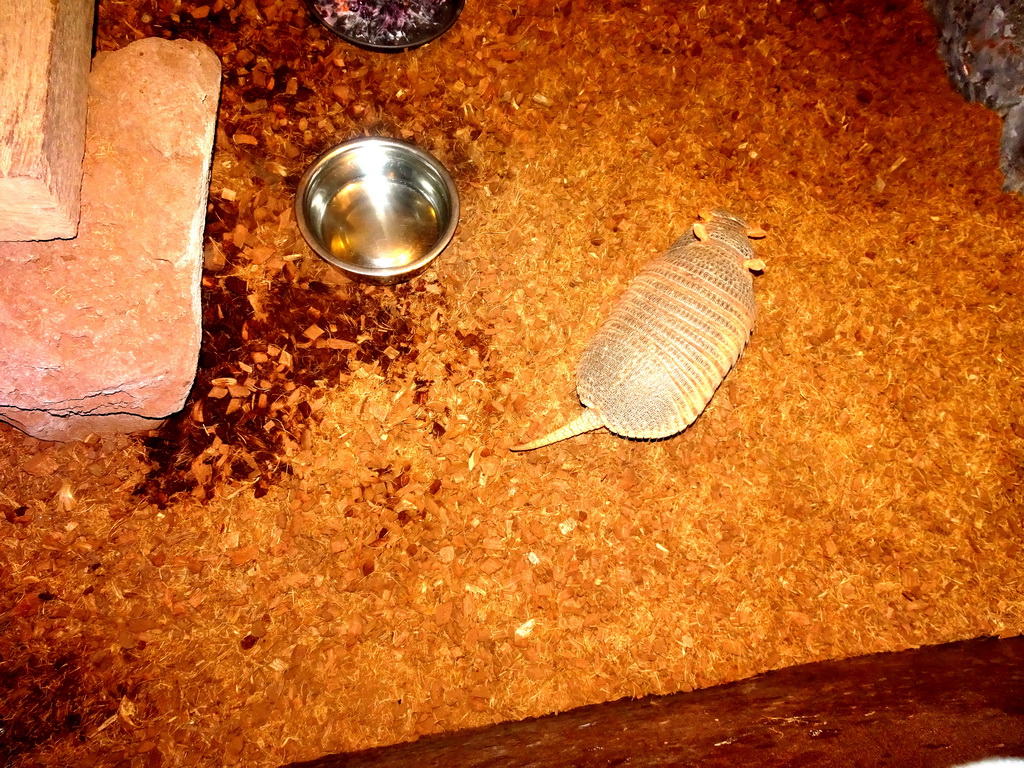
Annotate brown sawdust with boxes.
[2,0,1023,765]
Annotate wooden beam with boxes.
[0,0,95,241]
[285,637,1024,768]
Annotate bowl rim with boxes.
[303,0,466,53]
[294,136,460,282]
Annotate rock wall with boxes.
[0,39,221,441]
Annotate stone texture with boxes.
[0,38,221,441]
[0,0,94,241]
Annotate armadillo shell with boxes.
[576,234,756,440]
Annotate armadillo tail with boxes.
[511,409,604,452]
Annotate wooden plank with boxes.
[0,0,94,241]
[285,637,1024,768]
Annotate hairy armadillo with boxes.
[512,209,765,451]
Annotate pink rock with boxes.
[0,38,221,441]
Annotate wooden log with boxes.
[0,0,95,241]
[286,637,1024,768]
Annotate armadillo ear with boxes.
[746,225,768,239]
[693,222,710,241]
[697,208,714,221]
[744,258,766,272]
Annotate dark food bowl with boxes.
[306,0,465,53]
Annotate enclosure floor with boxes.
[2,1,1023,766]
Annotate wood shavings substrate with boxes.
[1,0,1023,765]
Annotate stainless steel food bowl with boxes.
[295,137,459,285]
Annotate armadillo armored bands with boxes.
[512,209,766,451]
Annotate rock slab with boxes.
[0,0,95,241]
[0,38,222,441]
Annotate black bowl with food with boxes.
[307,0,465,53]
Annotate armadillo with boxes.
[511,209,766,451]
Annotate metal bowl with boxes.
[295,137,459,285]
[305,0,465,53]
